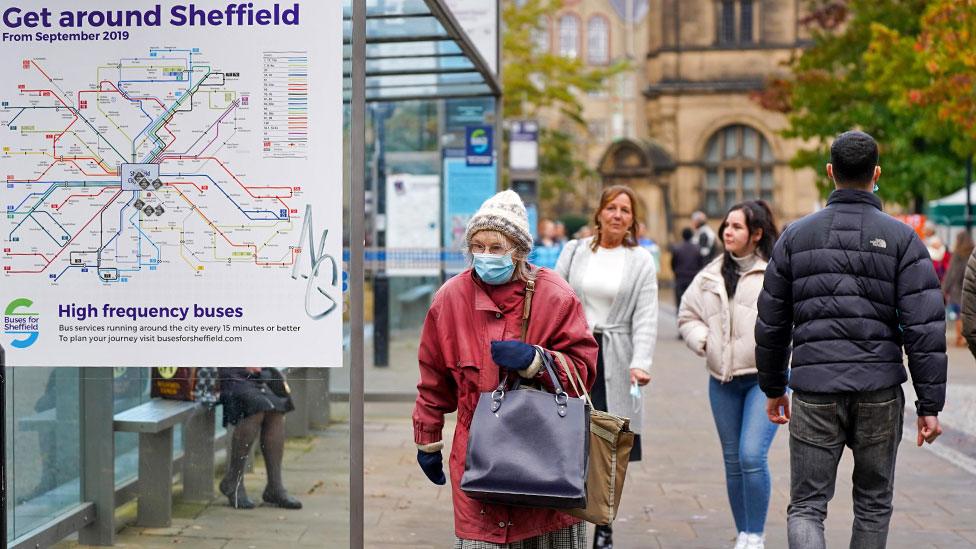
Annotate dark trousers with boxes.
[787,386,904,549]
[591,332,642,462]
[674,279,692,311]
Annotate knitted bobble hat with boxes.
[464,190,533,255]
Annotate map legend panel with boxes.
[262,50,308,159]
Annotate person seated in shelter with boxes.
[219,367,302,510]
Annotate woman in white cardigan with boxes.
[677,200,779,549]
[555,185,658,549]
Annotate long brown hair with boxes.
[718,200,779,297]
[590,185,641,252]
[953,230,974,260]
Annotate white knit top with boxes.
[580,245,626,329]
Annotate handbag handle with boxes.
[551,350,592,407]
[497,348,566,396]
[493,349,571,417]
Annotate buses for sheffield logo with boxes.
[4,297,39,348]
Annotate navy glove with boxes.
[417,450,446,485]
[491,340,538,370]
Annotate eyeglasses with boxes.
[469,243,511,255]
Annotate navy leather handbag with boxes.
[460,350,590,509]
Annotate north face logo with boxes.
[870,238,887,249]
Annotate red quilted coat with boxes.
[413,268,598,543]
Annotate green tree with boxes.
[757,0,963,211]
[502,0,626,204]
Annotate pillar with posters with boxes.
[0,1,343,367]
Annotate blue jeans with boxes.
[709,375,780,534]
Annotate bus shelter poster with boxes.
[0,2,343,367]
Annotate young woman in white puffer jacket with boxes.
[678,200,780,549]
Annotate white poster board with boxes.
[443,0,498,75]
[385,174,440,276]
[0,1,343,367]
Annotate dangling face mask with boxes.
[630,381,642,413]
[473,252,515,285]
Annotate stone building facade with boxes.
[537,0,819,277]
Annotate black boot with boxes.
[260,412,302,510]
[262,487,303,509]
[219,476,256,509]
[220,413,262,509]
[593,524,613,549]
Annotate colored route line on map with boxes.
[2,48,302,282]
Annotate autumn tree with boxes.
[759,0,964,211]
[904,0,976,157]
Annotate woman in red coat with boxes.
[413,190,599,548]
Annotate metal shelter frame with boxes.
[1,1,499,548]
[347,0,500,545]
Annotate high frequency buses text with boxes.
[59,303,244,321]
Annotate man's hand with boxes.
[766,395,791,424]
[917,416,943,447]
[630,368,651,386]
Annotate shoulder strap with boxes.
[552,350,591,405]
[520,268,538,341]
[566,238,582,275]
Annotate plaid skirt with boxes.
[455,522,586,549]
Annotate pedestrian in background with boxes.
[678,201,779,549]
[942,230,974,347]
[959,236,976,357]
[927,234,951,284]
[219,368,302,510]
[670,227,704,314]
[756,131,946,549]
[553,220,568,246]
[413,190,599,548]
[529,217,563,270]
[555,185,658,549]
[692,210,719,262]
[637,222,662,272]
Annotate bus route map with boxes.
[1,47,304,284]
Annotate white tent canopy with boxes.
[929,181,976,206]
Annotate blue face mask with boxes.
[873,183,880,193]
[473,252,515,285]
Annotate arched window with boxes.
[533,17,551,53]
[558,14,579,58]
[702,125,775,217]
[587,16,609,64]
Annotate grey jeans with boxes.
[787,386,904,549]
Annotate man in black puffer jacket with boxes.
[755,131,946,549]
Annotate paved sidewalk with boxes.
[55,301,976,548]
[363,306,976,548]
[55,427,351,549]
